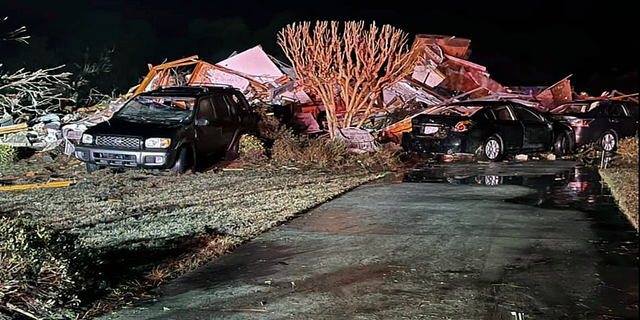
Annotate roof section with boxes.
[215,45,284,84]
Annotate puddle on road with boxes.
[403,164,639,318]
[405,164,617,211]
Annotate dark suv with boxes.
[75,85,257,174]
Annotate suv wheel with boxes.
[86,163,102,174]
[171,148,190,175]
[225,138,240,161]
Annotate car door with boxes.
[194,95,223,157]
[604,102,629,137]
[488,104,523,152]
[621,102,639,137]
[231,91,255,130]
[210,93,235,150]
[511,104,553,151]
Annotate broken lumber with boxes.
[0,180,76,191]
[0,123,28,135]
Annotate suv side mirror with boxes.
[195,118,209,126]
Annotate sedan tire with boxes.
[599,131,617,152]
[553,131,573,157]
[479,136,503,162]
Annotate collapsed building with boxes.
[1,35,637,155]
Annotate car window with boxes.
[426,105,483,116]
[513,105,544,122]
[606,103,626,117]
[492,105,515,121]
[196,97,214,121]
[232,92,250,112]
[223,94,238,117]
[211,94,230,119]
[550,103,589,114]
[623,103,638,117]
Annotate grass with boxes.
[599,136,639,231]
[0,110,403,319]
[0,167,381,319]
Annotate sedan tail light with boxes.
[452,120,473,132]
[568,118,594,127]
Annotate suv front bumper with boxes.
[75,146,173,168]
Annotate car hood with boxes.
[85,117,187,138]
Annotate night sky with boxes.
[1,0,638,95]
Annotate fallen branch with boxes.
[5,303,43,320]
[0,65,72,119]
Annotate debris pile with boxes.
[2,34,637,162]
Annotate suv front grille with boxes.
[95,135,141,149]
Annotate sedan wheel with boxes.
[484,137,502,161]
[554,131,573,156]
[601,132,617,152]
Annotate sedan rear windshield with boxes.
[426,105,484,116]
[550,102,599,114]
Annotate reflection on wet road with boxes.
[104,161,638,320]
[403,163,638,319]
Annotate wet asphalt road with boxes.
[102,160,638,320]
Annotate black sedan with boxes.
[401,100,574,161]
[545,99,638,152]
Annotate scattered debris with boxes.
[0,32,636,169]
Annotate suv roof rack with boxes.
[142,84,241,96]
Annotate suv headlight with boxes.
[81,134,93,144]
[145,138,171,148]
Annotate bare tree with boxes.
[1,17,71,121]
[0,16,29,44]
[278,21,422,138]
[0,67,72,119]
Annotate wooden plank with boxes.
[152,55,199,69]
[0,123,28,135]
[0,180,76,191]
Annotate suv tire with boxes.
[86,163,102,174]
[171,147,190,175]
[225,137,240,161]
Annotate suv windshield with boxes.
[427,105,483,116]
[114,96,195,123]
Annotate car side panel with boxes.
[490,105,524,152]
[195,96,224,157]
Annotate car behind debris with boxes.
[74,85,257,173]
[401,100,573,161]
[546,99,639,152]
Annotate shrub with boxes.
[615,136,638,166]
[238,134,267,164]
[270,132,402,172]
[0,217,81,319]
[271,131,303,164]
[0,145,16,165]
[254,104,291,141]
